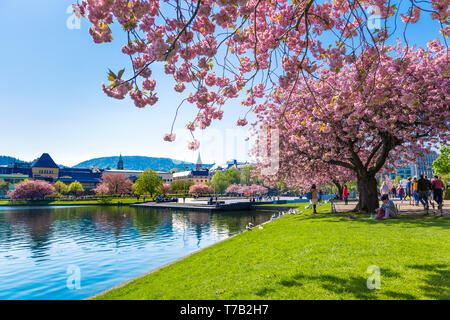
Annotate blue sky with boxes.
[0,1,443,166]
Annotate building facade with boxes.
[172,153,209,184]
[386,151,439,179]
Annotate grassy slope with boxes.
[96,203,449,300]
[0,198,147,206]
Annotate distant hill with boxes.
[73,156,212,172]
[0,156,26,166]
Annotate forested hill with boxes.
[73,156,212,171]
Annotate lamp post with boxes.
[183,165,189,203]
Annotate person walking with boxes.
[431,175,444,214]
[310,184,319,214]
[406,177,412,205]
[417,174,430,212]
[424,175,434,209]
[391,185,397,198]
[380,181,390,198]
[397,184,404,203]
[342,184,349,205]
[412,177,419,206]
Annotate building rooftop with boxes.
[31,153,59,169]
[173,171,192,178]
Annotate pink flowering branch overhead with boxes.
[76,0,448,147]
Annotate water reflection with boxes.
[0,206,271,300]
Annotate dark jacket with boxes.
[417,178,431,192]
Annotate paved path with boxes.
[333,199,449,217]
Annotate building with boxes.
[386,150,439,179]
[56,167,102,192]
[31,153,60,181]
[172,170,209,184]
[172,153,209,184]
[0,153,102,192]
[117,154,124,170]
[411,151,439,178]
[103,169,173,183]
[1,152,175,194]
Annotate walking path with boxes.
[333,199,449,217]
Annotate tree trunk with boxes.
[356,174,379,213]
[332,179,343,200]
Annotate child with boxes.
[374,194,398,220]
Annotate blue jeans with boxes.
[433,189,443,206]
[418,191,428,208]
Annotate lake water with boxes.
[0,205,272,300]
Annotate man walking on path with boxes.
[406,177,412,205]
[380,181,390,198]
[417,175,431,212]
[431,176,445,213]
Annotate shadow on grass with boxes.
[408,264,450,299]
[255,264,448,299]
[256,269,401,300]
[296,213,450,231]
[255,273,379,299]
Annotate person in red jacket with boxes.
[342,184,349,205]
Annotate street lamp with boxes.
[183,165,189,203]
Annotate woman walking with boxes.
[342,184,349,205]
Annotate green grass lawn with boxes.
[95,203,449,300]
[256,202,311,207]
[0,198,148,206]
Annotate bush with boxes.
[444,189,450,201]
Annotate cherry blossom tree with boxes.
[225,184,242,194]
[160,183,170,195]
[254,44,449,212]
[103,174,133,195]
[8,180,55,200]
[75,1,449,211]
[75,0,448,149]
[189,183,213,194]
[225,183,267,194]
[93,182,110,195]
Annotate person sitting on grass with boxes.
[374,194,398,220]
